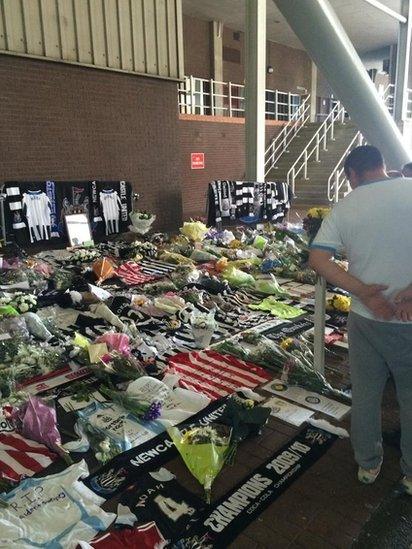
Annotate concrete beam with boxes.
[394,0,412,125]
[274,0,411,168]
[245,0,266,181]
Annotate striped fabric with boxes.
[0,432,57,482]
[167,350,272,400]
[116,261,159,286]
[138,259,177,276]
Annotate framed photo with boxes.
[64,213,94,247]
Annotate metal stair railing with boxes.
[327,132,365,203]
[327,83,400,204]
[264,95,311,177]
[286,101,346,195]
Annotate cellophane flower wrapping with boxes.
[180,221,209,242]
[168,424,231,503]
[95,332,131,356]
[8,395,68,459]
[129,212,156,235]
[92,257,116,285]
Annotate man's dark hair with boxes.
[402,161,412,175]
[343,145,384,178]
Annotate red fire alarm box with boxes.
[191,152,205,170]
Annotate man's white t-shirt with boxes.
[311,177,412,321]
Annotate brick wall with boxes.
[183,18,311,93]
[0,54,182,231]
[183,15,211,79]
[179,116,283,219]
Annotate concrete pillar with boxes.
[274,0,411,168]
[210,21,223,82]
[394,0,412,126]
[210,21,224,115]
[245,0,266,181]
[310,62,318,122]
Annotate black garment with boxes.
[119,472,205,542]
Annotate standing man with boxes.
[309,145,412,492]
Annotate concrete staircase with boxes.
[266,121,358,207]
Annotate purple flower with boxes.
[143,401,162,421]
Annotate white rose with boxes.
[19,303,29,312]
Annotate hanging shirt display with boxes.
[0,460,115,549]
[21,191,52,243]
[2,180,133,247]
[99,190,122,235]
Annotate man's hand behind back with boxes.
[357,284,394,321]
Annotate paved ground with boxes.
[161,364,412,548]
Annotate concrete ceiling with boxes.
[182,0,401,53]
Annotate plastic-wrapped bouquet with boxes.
[100,386,162,421]
[7,395,71,462]
[180,220,209,242]
[127,240,158,259]
[69,248,100,264]
[0,292,37,313]
[303,207,331,244]
[129,210,156,235]
[94,351,147,381]
[168,424,231,502]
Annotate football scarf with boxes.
[45,180,60,237]
[176,426,336,548]
[84,399,227,498]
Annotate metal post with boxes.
[245,0,267,181]
[189,75,195,115]
[315,134,320,161]
[334,171,339,203]
[304,150,308,179]
[274,0,411,168]
[323,124,327,150]
[310,61,318,122]
[228,82,232,117]
[275,90,278,120]
[210,79,215,116]
[313,275,326,374]
[394,0,412,126]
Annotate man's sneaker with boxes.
[358,465,381,484]
[401,477,412,495]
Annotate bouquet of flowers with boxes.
[69,248,100,264]
[303,207,331,244]
[126,240,158,259]
[129,210,156,235]
[327,294,351,313]
[217,333,349,401]
[100,386,162,421]
[180,220,209,242]
[168,424,231,502]
[7,395,71,463]
[93,351,147,381]
[0,292,37,313]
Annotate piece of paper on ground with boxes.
[263,379,350,420]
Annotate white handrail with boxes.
[264,95,311,177]
[327,132,365,202]
[286,101,346,194]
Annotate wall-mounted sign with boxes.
[191,152,205,170]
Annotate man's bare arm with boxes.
[309,249,393,320]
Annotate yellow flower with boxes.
[229,239,241,249]
[307,207,331,219]
[329,294,351,312]
[280,337,294,350]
